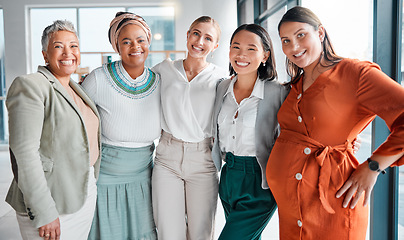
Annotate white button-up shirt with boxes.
[153,59,228,142]
[218,76,264,156]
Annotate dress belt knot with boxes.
[313,142,349,214]
[279,130,353,214]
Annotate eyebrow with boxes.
[280,28,305,39]
[120,35,146,41]
[231,41,257,48]
[52,40,79,44]
[294,28,305,35]
[193,29,214,39]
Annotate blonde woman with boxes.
[152,16,228,240]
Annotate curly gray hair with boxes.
[41,20,77,52]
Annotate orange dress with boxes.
[266,58,404,239]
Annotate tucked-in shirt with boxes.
[218,76,264,156]
[267,58,404,240]
[153,59,228,142]
[64,85,99,166]
[82,60,161,148]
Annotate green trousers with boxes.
[218,152,277,240]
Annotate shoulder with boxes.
[152,58,175,73]
[260,79,290,103]
[82,64,106,87]
[209,63,229,78]
[333,58,381,76]
[9,71,50,93]
[263,79,289,92]
[217,77,232,90]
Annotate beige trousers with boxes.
[16,167,97,240]
[152,131,219,240]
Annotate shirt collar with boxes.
[224,75,265,100]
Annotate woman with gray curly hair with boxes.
[5,20,101,240]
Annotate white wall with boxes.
[0,0,237,89]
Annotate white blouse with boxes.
[153,59,228,142]
[218,76,264,156]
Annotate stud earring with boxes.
[263,62,266,67]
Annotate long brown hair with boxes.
[278,6,343,83]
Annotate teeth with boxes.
[193,46,203,51]
[236,61,249,67]
[130,52,141,56]
[294,51,305,57]
[60,60,73,65]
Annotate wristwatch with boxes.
[367,158,386,174]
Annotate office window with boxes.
[261,6,288,83]
[30,6,175,81]
[238,0,255,25]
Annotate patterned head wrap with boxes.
[108,12,152,53]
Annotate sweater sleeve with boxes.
[355,60,404,166]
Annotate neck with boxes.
[234,72,258,91]
[184,56,208,72]
[122,62,144,79]
[58,78,70,88]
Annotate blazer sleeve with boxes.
[6,74,59,228]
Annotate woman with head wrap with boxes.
[6,20,101,240]
[82,12,160,240]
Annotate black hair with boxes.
[229,24,277,81]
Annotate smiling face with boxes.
[279,21,324,71]
[186,22,219,60]
[229,30,269,79]
[117,24,149,70]
[42,30,80,81]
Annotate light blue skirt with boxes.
[88,143,157,240]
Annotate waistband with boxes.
[102,143,155,153]
[161,131,213,149]
[224,152,260,174]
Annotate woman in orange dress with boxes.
[266,6,404,239]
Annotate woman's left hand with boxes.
[335,162,379,209]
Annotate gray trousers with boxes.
[152,131,219,240]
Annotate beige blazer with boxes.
[5,66,101,228]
